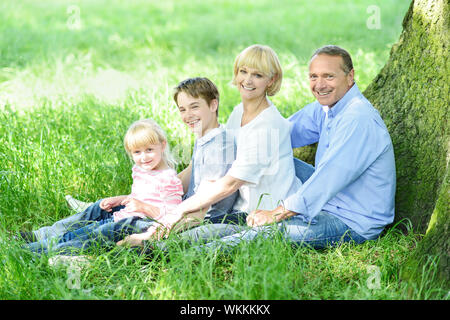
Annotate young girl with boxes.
[26,119,184,254]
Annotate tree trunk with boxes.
[363,0,449,286]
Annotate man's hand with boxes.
[247,205,297,227]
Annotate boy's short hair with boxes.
[232,44,283,96]
[173,77,220,116]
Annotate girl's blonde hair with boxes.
[123,119,176,169]
[231,44,283,96]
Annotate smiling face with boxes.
[235,65,275,102]
[176,91,219,137]
[130,142,166,172]
[309,54,354,107]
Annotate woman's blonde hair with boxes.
[123,119,176,169]
[231,44,283,96]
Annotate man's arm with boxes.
[284,116,384,220]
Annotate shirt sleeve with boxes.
[288,103,321,148]
[284,115,385,220]
[198,131,236,182]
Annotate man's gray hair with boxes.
[311,45,354,74]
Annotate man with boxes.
[246,45,396,247]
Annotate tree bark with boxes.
[363,0,449,286]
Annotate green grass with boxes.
[1,0,447,300]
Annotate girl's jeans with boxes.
[26,201,153,255]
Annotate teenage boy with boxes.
[174,77,239,219]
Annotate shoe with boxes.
[17,231,37,243]
[65,195,93,212]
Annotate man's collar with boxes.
[323,83,360,117]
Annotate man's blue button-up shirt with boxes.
[284,84,396,239]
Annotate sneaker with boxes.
[65,195,93,212]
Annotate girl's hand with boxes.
[121,196,145,212]
[100,196,125,212]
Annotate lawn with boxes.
[0,0,447,300]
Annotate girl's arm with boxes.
[120,197,161,219]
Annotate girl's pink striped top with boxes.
[113,165,183,222]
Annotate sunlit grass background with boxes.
[1,0,446,300]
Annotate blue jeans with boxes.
[31,200,120,241]
[27,202,246,255]
[26,201,155,255]
[175,211,366,252]
[170,158,367,252]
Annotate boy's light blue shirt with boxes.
[284,84,396,239]
[187,124,238,212]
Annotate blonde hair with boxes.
[232,44,283,96]
[123,119,176,169]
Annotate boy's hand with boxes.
[117,232,149,247]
